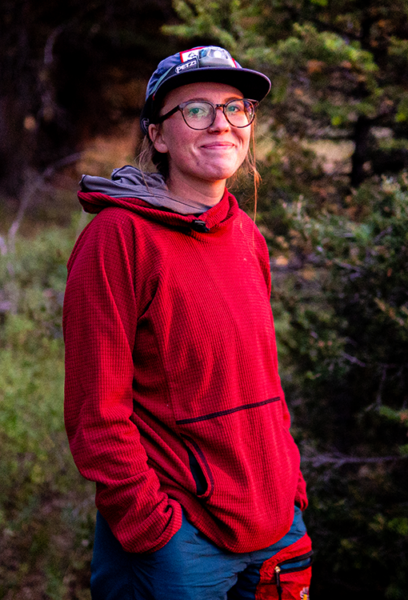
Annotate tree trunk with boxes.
[350,116,371,187]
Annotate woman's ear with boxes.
[148,123,168,154]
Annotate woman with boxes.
[63,46,312,600]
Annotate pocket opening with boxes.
[277,550,313,572]
[183,435,214,500]
[187,446,207,495]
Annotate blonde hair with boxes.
[137,135,169,178]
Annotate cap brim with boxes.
[154,66,271,104]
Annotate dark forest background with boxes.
[1,1,408,598]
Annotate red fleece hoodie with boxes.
[63,186,308,554]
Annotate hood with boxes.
[78,166,239,234]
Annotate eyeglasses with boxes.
[156,98,259,130]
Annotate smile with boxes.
[200,143,236,150]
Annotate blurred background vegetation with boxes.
[1,0,408,598]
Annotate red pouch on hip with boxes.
[255,533,313,600]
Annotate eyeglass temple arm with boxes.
[155,105,180,125]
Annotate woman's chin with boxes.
[201,162,241,183]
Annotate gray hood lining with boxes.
[80,166,213,216]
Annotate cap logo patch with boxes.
[180,48,203,63]
[175,59,198,73]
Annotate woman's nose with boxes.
[208,106,231,131]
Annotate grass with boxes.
[0,223,95,599]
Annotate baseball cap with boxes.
[140,46,271,135]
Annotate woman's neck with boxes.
[166,174,226,209]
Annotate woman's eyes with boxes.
[226,102,244,114]
[186,104,210,118]
[183,101,246,120]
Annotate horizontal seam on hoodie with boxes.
[176,396,280,425]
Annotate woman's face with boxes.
[149,82,251,195]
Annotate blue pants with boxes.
[91,507,312,600]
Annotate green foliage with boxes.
[0,226,94,599]
[268,174,408,598]
[163,0,243,50]
[167,0,408,186]
[396,95,408,123]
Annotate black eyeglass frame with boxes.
[155,98,259,130]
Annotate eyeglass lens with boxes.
[182,100,255,129]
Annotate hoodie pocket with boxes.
[183,435,214,500]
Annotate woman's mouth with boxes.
[201,142,235,150]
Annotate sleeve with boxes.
[63,210,182,553]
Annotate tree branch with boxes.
[302,453,407,467]
[7,152,82,254]
[342,352,367,367]
[44,25,65,66]
[0,235,7,256]
[373,225,393,244]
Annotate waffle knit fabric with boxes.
[63,184,308,555]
